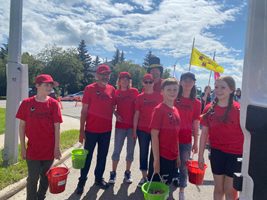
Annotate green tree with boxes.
[42,49,83,96]
[0,43,8,96]
[109,61,146,91]
[112,48,120,66]
[120,51,125,63]
[92,56,101,69]
[22,52,44,87]
[77,40,93,87]
[143,50,154,68]
[162,68,171,79]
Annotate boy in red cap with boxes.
[16,74,62,200]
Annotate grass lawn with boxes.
[0,129,79,190]
[0,108,5,135]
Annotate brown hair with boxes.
[202,76,236,123]
[161,78,179,90]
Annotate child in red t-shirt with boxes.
[173,72,201,200]
[148,78,181,188]
[198,76,244,200]
[133,73,163,187]
[16,74,62,200]
[108,72,139,184]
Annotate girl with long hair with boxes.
[198,76,244,200]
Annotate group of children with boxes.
[16,62,244,200]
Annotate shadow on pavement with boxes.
[82,185,101,200]
[202,180,214,186]
[66,192,82,200]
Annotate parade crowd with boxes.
[16,56,244,200]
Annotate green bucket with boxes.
[71,149,88,169]
[141,181,169,200]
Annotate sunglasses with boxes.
[144,81,153,84]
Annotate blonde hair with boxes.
[116,78,132,89]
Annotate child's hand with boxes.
[192,142,198,154]
[198,156,205,170]
[54,148,61,160]
[132,131,137,140]
[21,147,26,160]
[79,129,85,143]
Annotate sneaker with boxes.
[124,170,133,184]
[108,171,116,184]
[172,177,180,187]
[75,186,84,195]
[137,177,148,188]
[94,179,109,190]
[179,192,185,200]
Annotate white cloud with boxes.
[0,0,245,88]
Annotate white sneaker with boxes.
[179,192,185,200]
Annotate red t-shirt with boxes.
[200,101,244,154]
[82,82,115,133]
[16,97,63,160]
[115,88,139,129]
[174,97,201,144]
[150,103,181,160]
[135,92,163,133]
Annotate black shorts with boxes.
[210,148,242,177]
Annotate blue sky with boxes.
[0,0,248,90]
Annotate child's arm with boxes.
[79,103,88,143]
[19,120,26,159]
[151,129,160,173]
[54,122,61,159]
[132,110,139,139]
[192,119,200,154]
[198,126,209,170]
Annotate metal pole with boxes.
[3,0,24,165]
[188,37,195,71]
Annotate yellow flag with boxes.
[190,48,224,73]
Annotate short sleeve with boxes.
[200,104,210,127]
[16,100,28,121]
[52,101,63,123]
[82,86,91,105]
[150,107,162,130]
[193,99,201,121]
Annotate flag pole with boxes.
[207,50,216,86]
[189,37,195,71]
[204,50,216,108]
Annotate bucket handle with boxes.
[146,172,164,193]
[46,162,68,177]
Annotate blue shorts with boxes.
[210,148,242,177]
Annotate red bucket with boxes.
[46,166,70,194]
[186,160,207,185]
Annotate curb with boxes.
[0,142,82,200]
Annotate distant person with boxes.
[174,72,201,200]
[109,72,139,184]
[201,85,212,112]
[148,78,181,186]
[133,74,163,187]
[16,74,62,200]
[147,56,164,93]
[234,88,241,102]
[198,76,244,200]
[75,64,115,194]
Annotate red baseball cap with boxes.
[96,64,111,74]
[119,72,131,79]
[35,74,59,86]
[143,73,154,81]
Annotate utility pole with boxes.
[3,0,28,165]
